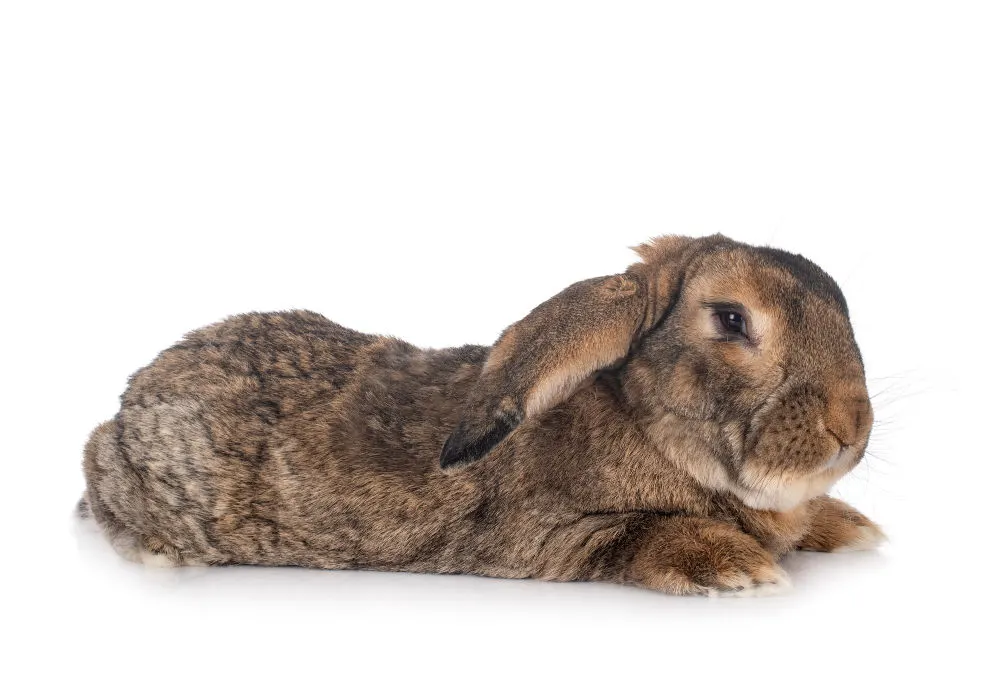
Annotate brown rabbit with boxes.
[80,234,884,595]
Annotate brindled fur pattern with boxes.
[80,234,884,595]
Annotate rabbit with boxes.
[80,234,884,595]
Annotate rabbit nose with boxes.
[823,383,873,448]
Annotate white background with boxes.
[2,2,996,675]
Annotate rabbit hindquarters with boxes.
[81,420,188,567]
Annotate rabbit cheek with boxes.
[734,387,847,511]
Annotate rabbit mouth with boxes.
[732,402,868,511]
[820,444,857,473]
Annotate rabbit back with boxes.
[82,310,495,568]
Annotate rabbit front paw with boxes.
[799,496,886,552]
[628,517,791,597]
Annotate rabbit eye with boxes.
[716,310,748,338]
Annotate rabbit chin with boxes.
[732,465,845,513]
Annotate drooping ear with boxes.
[439,234,727,471]
[439,274,648,471]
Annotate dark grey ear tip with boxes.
[439,415,520,471]
[439,429,475,471]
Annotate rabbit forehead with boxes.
[684,247,854,343]
[691,246,836,302]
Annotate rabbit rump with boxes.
[80,234,883,595]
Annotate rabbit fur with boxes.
[80,234,884,596]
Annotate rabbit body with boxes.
[82,236,885,595]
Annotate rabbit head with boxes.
[441,234,871,512]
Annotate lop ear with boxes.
[439,233,729,471]
[439,274,648,470]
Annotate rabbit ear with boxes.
[439,274,648,470]
[440,234,725,471]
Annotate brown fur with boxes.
[80,234,883,595]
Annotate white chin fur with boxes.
[733,467,839,512]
